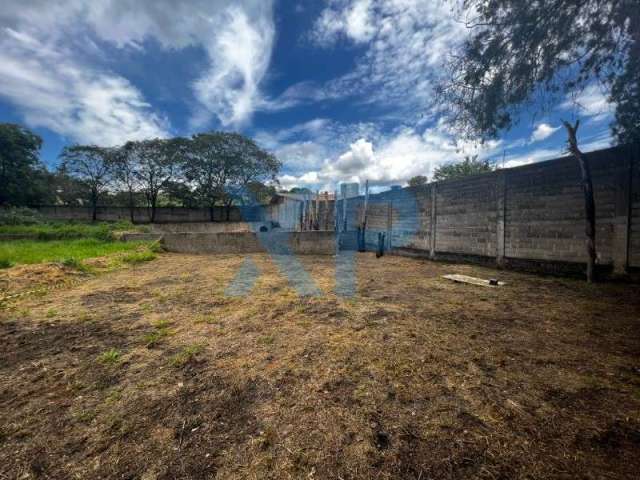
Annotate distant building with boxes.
[340,182,360,198]
[389,185,402,191]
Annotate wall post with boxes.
[496,171,507,267]
[429,183,437,259]
[386,201,393,250]
[612,148,633,274]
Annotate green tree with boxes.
[60,145,115,221]
[439,0,639,281]
[122,138,185,223]
[441,0,639,144]
[0,123,47,206]
[433,155,492,181]
[408,175,428,187]
[182,132,280,221]
[111,146,142,223]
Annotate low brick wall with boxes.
[150,222,266,234]
[155,231,336,255]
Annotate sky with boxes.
[0,0,617,192]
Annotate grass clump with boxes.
[257,334,275,345]
[144,319,174,347]
[61,257,93,272]
[0,259,13,269]
[98,348,121,365]
[170,344,205,367]
[121,250,156,264]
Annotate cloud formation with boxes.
[530,123,561,143]
[306,0,466,112]
[273,120,502,190]
[0,0,275,144]
[0,28,168,146]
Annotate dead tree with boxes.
[562,119,596,282]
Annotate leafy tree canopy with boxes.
[408,175,428,187]
[0,123,49,206]
[433,155,493,181]
[441,0,640,144]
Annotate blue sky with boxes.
[0,0,616,191]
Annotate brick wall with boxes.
[342,144,639,273]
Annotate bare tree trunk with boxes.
[209,205,215,222]
[128,190,135,224]
[562,120,596,282]
[91,189,98,222]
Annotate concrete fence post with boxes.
[496,171,507,266]
[429,183,437,259]
[386,202,393,250]
[612,147,634,274]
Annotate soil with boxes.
[1,252,639,479]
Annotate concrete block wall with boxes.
[159,231,336,255]
[345,144,639,274]
[35,205,264,224]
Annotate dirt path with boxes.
[1,253,639,479]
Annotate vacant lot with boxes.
[1,253,639,479]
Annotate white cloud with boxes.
[501,148,563,169]
[0,0,276,141]
[0,28,168,146]
[302,0,466,114]
[276,123,502,189]
[312,0,375,45]
[530,123,561,142]
[561,84,614,121]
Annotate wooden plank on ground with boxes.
[442,274,505,287]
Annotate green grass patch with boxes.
[0,238,150,266]
[170,344,205,367]
[97,348,121,365]
[0,220,143,241]
[121,250,156,264]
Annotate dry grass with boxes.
[0,252,639,479]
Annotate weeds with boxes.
[98,348,121,365]
[170,344,205,367]
[61,257,93,273]
[122,250,156,264]
[0,259,13,269]
[257,334,275,345]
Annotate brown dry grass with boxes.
[1,252,639,479]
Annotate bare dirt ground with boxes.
[1,252,639,479]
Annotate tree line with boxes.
[0,124,281,222]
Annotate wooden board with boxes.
[442,274,505,287]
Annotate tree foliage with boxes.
[122,138,186,222]
[0,123,50,206]
[441,0,640,144]
[181,132,280,219]
[408,175,428,187]
[433,155,492,181]
[59,145,115,220]
[1,122,281,220]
